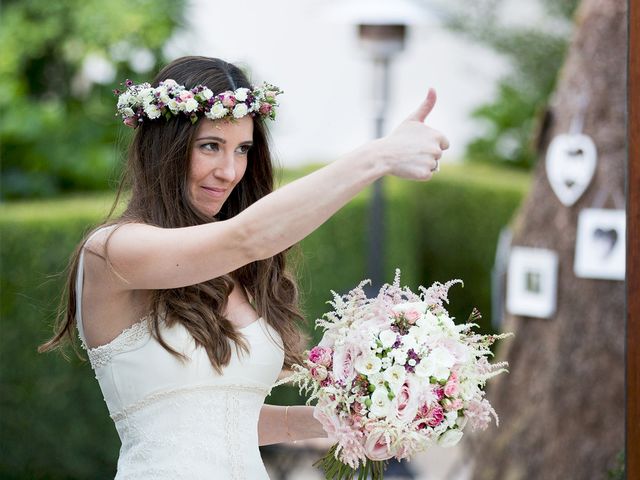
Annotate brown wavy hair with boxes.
[39,56,307,371]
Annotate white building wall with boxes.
[166,0,514,167]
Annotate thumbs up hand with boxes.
[377,88,449,180]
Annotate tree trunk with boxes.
[470,0,627,478]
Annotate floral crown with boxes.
[114,78,283,128]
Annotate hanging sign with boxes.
[546,133,597,206]
[506,246,559,319]
[574,208,626,281]
[545,92,597,206]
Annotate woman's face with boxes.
[188,116,254,217]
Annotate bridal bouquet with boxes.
[279,271,511,479]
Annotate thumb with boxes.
[407,88,437,123]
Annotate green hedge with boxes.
[0,164,529,478]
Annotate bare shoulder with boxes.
[82,224,134,291]
[80,224,153,345]
[83,222,155,256]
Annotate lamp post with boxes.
[329,0,426,292]
[360,22,407,294]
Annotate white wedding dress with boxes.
[75,231,285,479]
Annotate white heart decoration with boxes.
[545,133,597,206]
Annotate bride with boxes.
[39,56,448,479]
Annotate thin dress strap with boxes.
[75,225,116,347]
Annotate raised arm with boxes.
[93,90,447,290]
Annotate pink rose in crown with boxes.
[123,117,138,128]
[265,90,277,100]
[179,90,194,101]
[259,103,272,115]
[364,430,395,461]
[308,346,332,367]
[221,93,236,108]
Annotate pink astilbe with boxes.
[377,269,422,307]
[465,398,499,430]
[419,278,464,314]
[334,425,367,469]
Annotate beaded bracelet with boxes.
[285,406,293,440]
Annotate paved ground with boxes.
[264,438,474,480]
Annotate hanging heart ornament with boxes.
[545,133,597,206]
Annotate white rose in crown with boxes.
[234,88,250,102]
[206,103,228,120]
[144,104,161,120]
[167,99,179,114]
[184,98,199,113]
[117,92,132,109]
[200,87,214,100]
[232,103,249,118]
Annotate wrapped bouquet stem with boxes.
[276,270,512,480]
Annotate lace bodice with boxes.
[76,228,285,479]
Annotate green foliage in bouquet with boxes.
[314,445,386,480]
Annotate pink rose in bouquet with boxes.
[444,372,460,398]
[364,430,395,462]
[405,310,421,324]
[308,346,332,367]
[331,343,361,383]
[393,380,420,424]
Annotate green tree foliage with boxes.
[0,0,185,199]
[438,0,580,169]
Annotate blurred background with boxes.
[0,0,626,478]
